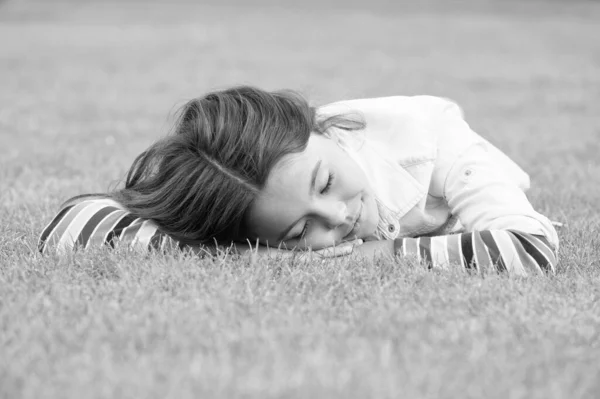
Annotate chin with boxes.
[362,201,379,237]
[360,226,379,241]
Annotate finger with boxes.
[316,239,364,258]
[339,238,363,246]
[347,238,363,246]
[315,244,354,258]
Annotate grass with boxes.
[1,0,600,398]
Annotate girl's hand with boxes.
[312,239,364,258]
[244,239,364,261]
[348,239,395,259]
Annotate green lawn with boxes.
[1,0,600,398]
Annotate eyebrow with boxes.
[276,159,321,242]
[309,160,321,196]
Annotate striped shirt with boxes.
[39,198,557,276]
[393,231,557,276]
[38,198,201,255]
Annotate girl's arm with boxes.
[352,231,557,276]
[37,199,358,258]
[38,199,218,255]
[350,97,558,276]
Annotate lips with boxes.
[345,200,363,240]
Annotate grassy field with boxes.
[1,0,600,398]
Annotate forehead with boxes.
[263,134,335,193]
[245,134,330,243]
[268,151,312,190]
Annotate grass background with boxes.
[1,0,600,397]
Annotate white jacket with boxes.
[319,95,558,249]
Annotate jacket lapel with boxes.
[331,129,427,217]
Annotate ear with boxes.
[318,131,336,145]
[320,128,364,152]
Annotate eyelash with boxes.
[295,172,335,240]
[296,220,311,240]
[320,172,335,195]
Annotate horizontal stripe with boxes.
[510,231,556,273]
[38,205,75,253]
[57,202,113,252]
[419,236,433,269]
[472,231,492,273]
[447,233,464,269]
[149,230,165,251]
[119,218,144,244]
[404,238,419,261]
[75,206,120,249]
[130,220,159,250]
[461,232,475,270]
[492,231,526,276]
[86,210,128,249]
[480,230,506,273]
[42,202,92,252]
[431,235,450,269]
[508,232,542,275]
[393,238,404,256]
[105,214,137,248]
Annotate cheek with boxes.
[304,224,343,249]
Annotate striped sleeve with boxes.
[393,230,557,276]
[39,199,218,256]
[38,199,151,253]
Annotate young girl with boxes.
[38,86,559,276]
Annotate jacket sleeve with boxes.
[402,97,559,275]
[428,98,557,242]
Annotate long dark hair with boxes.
[68,86,364,244]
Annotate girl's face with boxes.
[246,133,379,250]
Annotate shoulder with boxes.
[318,95,464,147]
[318,95,463,124]
[38,196,137,254]
[319,95,464,162]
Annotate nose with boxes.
[317,199,352,229]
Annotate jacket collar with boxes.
[327,128,427,218]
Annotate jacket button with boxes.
[388,224,396,232]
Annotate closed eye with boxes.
[289,171,334,242]
[294,220,310,240]
[320,172,334,195]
